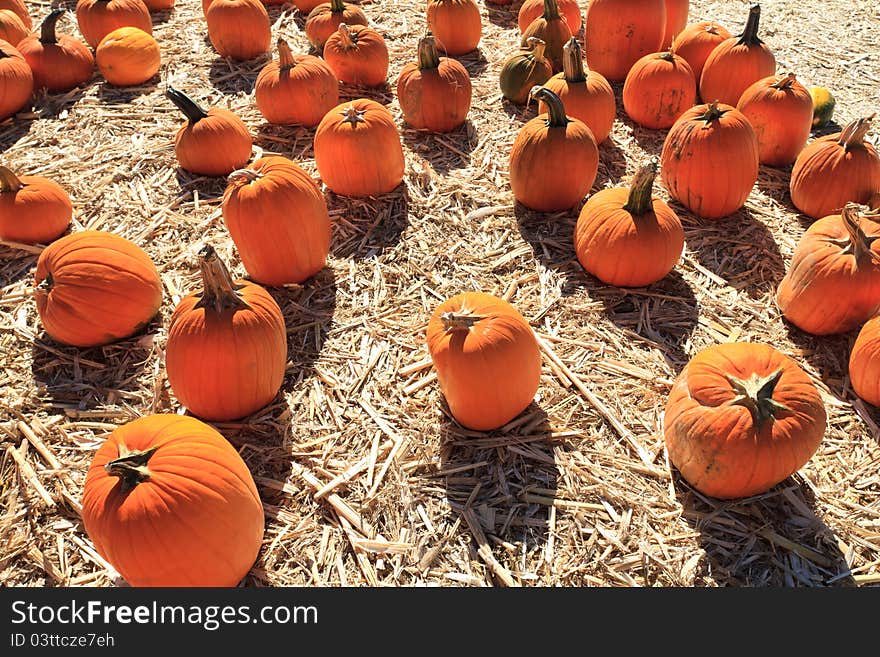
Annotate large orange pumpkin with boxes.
[426,292,542,431]
[75,0,152,50]
[584,0,667,82]
[499,36,553,105]
[0,39,32,121]
[517,0,580,34]
[0,0,31,29]
[205,0,271,61]
[95,26,161,87]
[520,0,572,73]
[165,245,287,421]
[671,20,731,84]
[622,50,696,130]
[304,0,367,51]
[18,9,95,93]
[849,315,880,407]
[322,23,389,87]
[34,230,162,347]
[0,166,71,245]
[0,9,27,45]
[661,0,689,49]
[81,414,265,587]
[427,0,481,57]
[664,341,826,499]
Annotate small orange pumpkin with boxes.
[75,0,152,50]
[671,20,732,84]
[205,0,271,61]
[520,0,572,73]
[0,9,27,45]
[517,0,580,34]
[0,39,32,121]
[584,0,666,82]
[427,0,481,57]
[322,23,389,87]
[0,166,71,245]
[849,315,880,407]
[96,26,160,87]
[499,37,553,105]
[622,50,696,130]
[0,0,31,29]
[305,0,367,51]
[17,10,95,93]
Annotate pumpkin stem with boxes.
[658,50,676,63]
[726,368,790,426]
[530,86,569,128]
[525,37,547,64]
[331,0,348,12]
[837,114,875,152]
[542,0,561,21]
[441,310,488,331]
[38,271,54,292]
[193,244,252,314]
[166,86,209,125]
[770,72,797,90]
[836,203,880,265]
[40,8,65,45]
[737,4,764,46]
[696,100,729,125]
[340,103,367,128]
[622,161,658,217]
[336,23,356,48]
[277,38,297,71]
[0,166,23,193]
[105,443,160,494]
[417,33,441,70]
[227,168,263,184]
[561,37,586,83]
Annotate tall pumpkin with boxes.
[664,342,826,499]
[205,0,271,61]
[34,230,162,348]
[849,315,880,407]
[165,245,287,421]
[81,414,265,587]
[622,50,696,130]
[17,9,95,93]
[584,0,667,82]
[499,37,553,105]
[520,0,572,73]
[75,0,152,50]
[660,101,759,220]
[517,0,581,34]
[661,0,689,49]
[322,23,389,87]
[0,39,32,121]
[426,0,481,57]
[0,166,71,245]
[426,292,542,431]
[671,20,731,83]
[222,156,331,286]
[304,0,368,51]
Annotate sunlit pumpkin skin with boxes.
[314,98,404,197]
[322,23,389,87]
[808,86,835,129]
[664,342,826,500]
[574,161,684,287]
[789,116,880,221]
[34,230,162,347]
[427,0,481,56]
[509,86,599,212]
[735,72,813,167]
[0,0,31,29]
[776,204,880,336]
[584,0,666,82]
[167,86,253,177]
[206,0,271,61]
[142,0,175,9]
[255,38,338,127]
[81,414,265,587]
[18,10,95,93]
[0,39,32,121]
[661,0,688,49]
[305,0,367,51]
[518,0,580,34]
[426,292,542,431]
[396,33,472,133]
[166,246,287,421]
[0,166,71,245]
[660,101,759,220]
[671,20,731,84]
[540,37,615,144]
[849,315,880,407]
[699,4,776,107]
[499,37,553,105]
[0,9,27,46]
[75,0,152,50]
[622,50,696,130]
[520,0,571,73]
[96,26,160,87]
[222,156,331,286]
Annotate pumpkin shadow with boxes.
[486,3,520,29]
[401,119,477,174]
[811,120,843,139]
[327,182,410,260]
[754,163,796,217]
[174,169,229,202]
[444,47,490,78]
[500,96,538,123]
[595,137,628,190]
[337,81,394,105]
[0,115,32,154]
[149,8,175,25]
[614,105,671,158]
[209,55,267,95]
[96,79,160,102]
[782,321,857,409]
[254,122,318,160]
[0,246,39,287]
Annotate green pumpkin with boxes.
[500,37,553,105]
[809,86,835,129]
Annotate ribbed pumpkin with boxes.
[426,0,481,56]
[849,315,880,407]
[75,0,152,50]
[0,9,27,45]
[165,245,287,421]
[520,0,571,73]
[0,0,30,28]
[96,26,160,87]
[776,203,880,336]
[499,37,553,105]
[322,23,389,87]
[584,0,666,82]
[661,0,689,49]
[167,86,253,177]
[509,86,599,212]
[699,4,776,107]
[540,37,615,144]
[671,20,731,84]
[660,101,759,220]
[305,0,367,51]
[255,38,339,127]
[81,414,265,587]
[0,166,71,245]
[664,341,826,499]
[34,230,162,347]
[426,292,542,431]
[0,39,32,121]
[222,156,331,286]
[574,161,684,287]
[397,34,471,133]
[789,116,880,221]
[18,10,94,93]
[735,72,813,167]
[518,0,580,34]
[314,98,404,197]
[622,50,696,130]
[205,0,271,61]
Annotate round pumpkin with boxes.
[520,0,571,73]
[0,166,71,245]
[34,230,162,347]
[165,245,287,421]
[322,23,389,87]
[222,156,331,286]
[75,0,152,50]
[584,0,666,82]
[81,414,264,587]
[622,50,696,130]
[499,37,553,105]
[426,292,542,431]
[661,0,689,50]
[0,9,27,46]
[96,26,160,87]
[0,0,31,28]
[305,0,367,51]
[671,20,732,84]
[808,86,835,129]
[18,9,95,93]
[0,39,32,121]
[205,0,271,61]
[849,315,880,407]
[664,341,826,499]
[427,0,481,57]
[517,0,580,35]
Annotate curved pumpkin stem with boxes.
[542,0,562,20]
[330,0,347,12]
[277,38,297,71]
[771,72,797,90]
[696,100,729,125]
[105,443,160,494]
[417,34,441,70]
[40,8,65,45]
[441,310,488,331]
[0,166,23,193]
[737,4,764,46]
[622,161,658,217]
[193,244,252,314]
[836,203,880,265]
[530,86,569,128]
[837,115,875,152]
[166,86,209,125]
[658,50,676,63]
[525,37,547,64]
[336,23,357,49]
[561,37,585,83]
[726,368,789,426]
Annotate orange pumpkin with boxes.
[426,292,542,431]
[520,0,571,73]
[671,20,732,84]
[622,50,696,130]
[81,414,264,587]
[314,98,404,197]
[75,0,152,50]
[222,156,331,286]
[165,246,287,421]
[664,341,826,499]
[322,23,389,87]
[142,0,175,9]
[167,85,253,177]
[292,0,324,12]
[0,9,27,45]
[18,10,95,93]
[661,0,688,49]
[517,0,580,34]
[305,0,367,51]
[790,115,880,221]
[660,101,759,220]
[540,37,615,144]
[499,36,553,105]
[0,166,71,245]
[699,4,776,107]
[849,315,880,407]
[509,86,599,212]
[96,26,160,87]
[396,33,472,133]
[427,0,481,57]
[34,230,162,347]
[205,0,271,61]
[0,0,31,29]
[574,161,684,287]
[255,38,339,127]
[0,39,32,121]
[584,0,666,82]
[776,203,880,336]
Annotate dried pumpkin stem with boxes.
[561,37,586,83]
[105,443,159,494]
[441,311,488,331]
[277,38,297,70]
[340,104,367,128]
[330,0,346,12]
[697,100,729,125]
[622,161,658,217]
[737,4,764,46]
[40,8,65,45]
[530,86,569,127]
[771,72,797,90]
[0,166,23,193]
[838,114,875,152]
[336,23,356,49]
[525,37,547,63]
[166,86,209,125]
[193,244,252,314]
[658,50,676,63]
[542,0,561,20]
[417,34,441,70]
[38,272,54,292]
[227,168,263,184]
[726,368,789,426]
[836,203,880,264]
